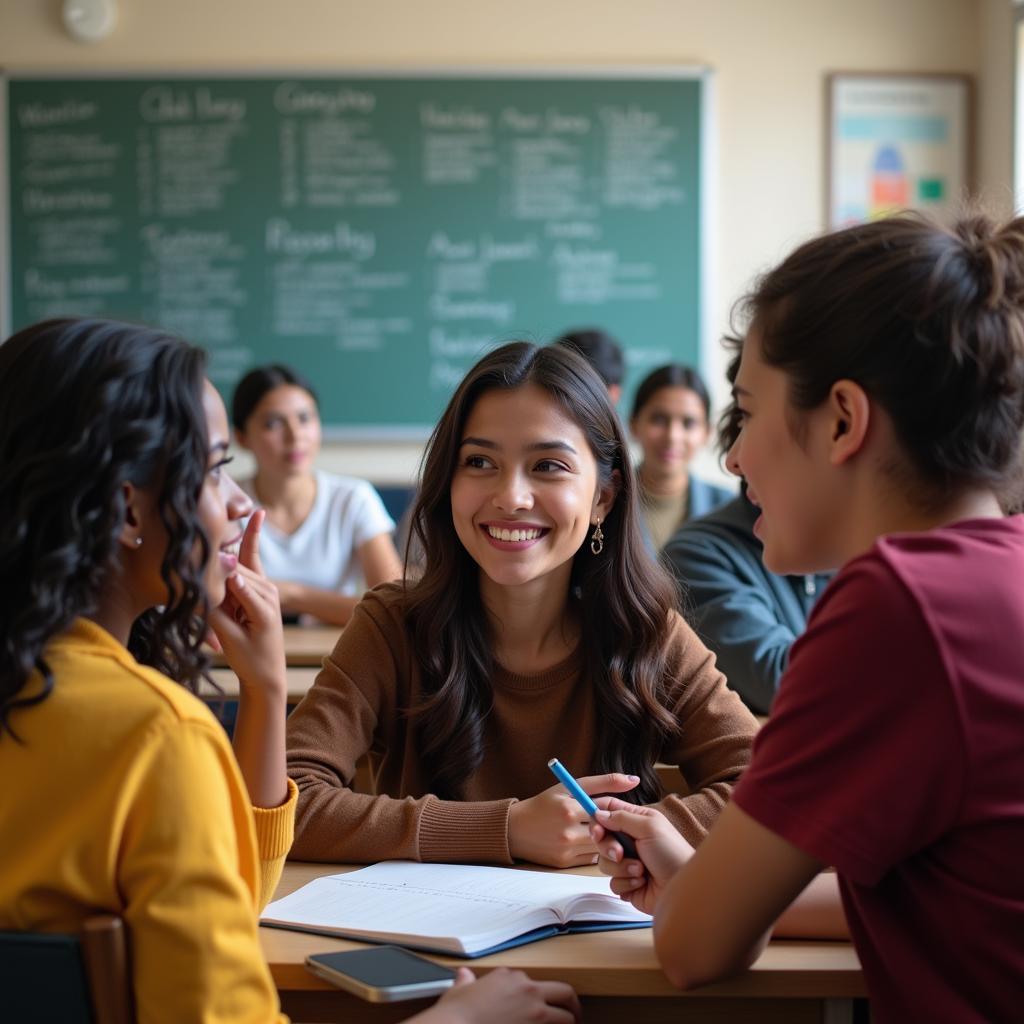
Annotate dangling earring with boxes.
[590,518,604,555]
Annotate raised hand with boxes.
[208,509,285,698]
[207,509,288,808]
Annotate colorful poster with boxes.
[828,74,970,228]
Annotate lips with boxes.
[218,533,242,570]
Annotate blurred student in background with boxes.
[630,365,731,550]
[663,351,831,714]
[552,327,625,406]
[232,364,402,626]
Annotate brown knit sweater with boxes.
[287,584,758,864]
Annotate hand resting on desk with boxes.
[508,772,641,868]
[413,967,580,1024]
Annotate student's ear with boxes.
[593,469,621,521]
[827,379,870,467]
[117,481,145,551]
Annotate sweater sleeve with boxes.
[287,592,508,862]
[119,718,287,1024]
[251,777,297,910]
[652,614,759,843]
[665,528,794,714]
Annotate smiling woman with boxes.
[286,341,758,868]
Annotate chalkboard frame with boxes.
[2,66,714,439]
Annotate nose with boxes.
[492,467,533,512]
[282,418,297,443]
[225,471,254,520]
[725,434,742,478]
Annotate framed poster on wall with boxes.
[826,72,972,228]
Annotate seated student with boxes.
[663,352,831,714]
[0,318,579,1024]
[286,341,758,867]
[630,364,732,550]
[232,364,403,626]
[551,327,626,406]
[589,213,1024,1021]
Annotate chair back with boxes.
[0,914,134,1024]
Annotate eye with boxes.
[534,459,569,474]
[682,417,702,431]
[208,455,234,480]
[462,453,493,470]
[650,413,669,428]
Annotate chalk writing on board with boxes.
[8,74,704,430]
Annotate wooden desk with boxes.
[262,863,866,1024]
[203,667,318,705]
[210,624,339,668]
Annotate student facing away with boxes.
[233,364,403,626]
[0,318,579,1024]
[286,342,758,866]
[589,212,1024,1023]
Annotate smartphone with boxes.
[305,945,457,1002]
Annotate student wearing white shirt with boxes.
[232,365,403,625]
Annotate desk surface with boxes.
[210,624,340,668]
[202,667,318,703]
[262,863,865,1011]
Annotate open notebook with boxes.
[260,861,652,958]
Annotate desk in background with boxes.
[203,667,318,706]
[209,624,340,668]
[262,862,866,1024]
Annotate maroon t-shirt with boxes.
[733,516,1024,1023]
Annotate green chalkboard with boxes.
[4,71,706,434]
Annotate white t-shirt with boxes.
[241,470,395,595]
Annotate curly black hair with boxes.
[0,318,211,740]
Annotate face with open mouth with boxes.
[199,381,254,605]
[726,331,840,576]
[450,383,612,596]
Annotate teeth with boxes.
[487,526,542,542]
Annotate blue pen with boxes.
[547,758,640,861]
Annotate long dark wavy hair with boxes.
[406,341,680,802]
[0,318,210,740]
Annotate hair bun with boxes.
[956,213,1024,309]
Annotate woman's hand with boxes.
[590,797,694,916]
[208,510,289,808]
[414,967,580,1024]
[508,773,640,868]
[208,510,286,698]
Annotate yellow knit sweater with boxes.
[0,618,295,1023]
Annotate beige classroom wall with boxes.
[1,0,1014,485]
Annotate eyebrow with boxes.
[208,440,230,455]
[731,385,752,399]
[460,436,578,455]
